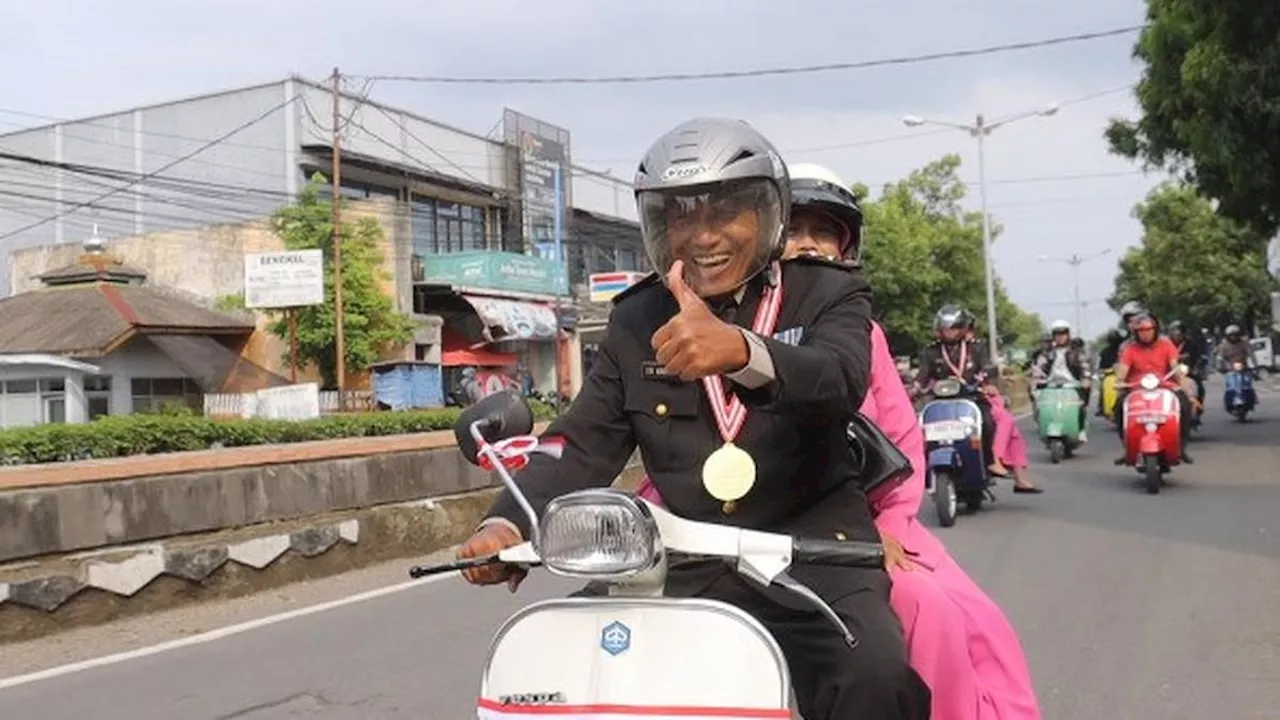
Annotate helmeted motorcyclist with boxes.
[1168,320,1207,407]
[1113,313,1194,463]
[1032,319,1092,441]
[1117,300,1146,340]
[913,305,1009,477]
[1215,324,1256,372]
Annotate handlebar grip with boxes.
[792,538,885,569]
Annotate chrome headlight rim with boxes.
[536,488,663,581]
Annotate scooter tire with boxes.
[1143,454,1161,495]
[1049,439,1065,464]
[933,471,958,527]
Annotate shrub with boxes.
[0,400,557,466]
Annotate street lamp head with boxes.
[1039,104,1060,117]
[902,114,926,128]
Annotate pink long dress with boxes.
[635,322,1042,719]
[989,392,1030,469]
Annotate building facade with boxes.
[0,76,649,398]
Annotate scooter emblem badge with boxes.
[600,620,631,656]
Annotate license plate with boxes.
[1133,414,1166,424]
[924,420,969,442]
[1046,423,1061,435]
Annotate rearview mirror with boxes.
[454,390,535,465]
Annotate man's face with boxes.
[1170,329,1183,342]
[664,190,763,297]
[1136,325,1158,343]
[784,208,843,260]
[1052,330,1069,346]
[940,327,965,343]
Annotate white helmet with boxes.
[788,162,864,262]
[1050,319,1071,334]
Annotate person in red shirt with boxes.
[1112,313,1194,463]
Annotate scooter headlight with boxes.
[1139,374,1160,391]
[537,489,660,580]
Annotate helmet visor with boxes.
[638,178,783,298]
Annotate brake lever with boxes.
[770,571,858,649]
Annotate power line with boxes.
[0,95,300,243]
[357,26,1143,85]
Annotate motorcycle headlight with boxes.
[1139,374,1160,390]
[537,489,661,580]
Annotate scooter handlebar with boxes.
[791,538,885,569]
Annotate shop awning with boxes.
[459,294,559,342]
[440,328,518,367]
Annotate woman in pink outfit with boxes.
[987,389,1038,493]
[637,163,1042,719]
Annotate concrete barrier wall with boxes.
[0,427,527,565]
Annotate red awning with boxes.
[441,328,518,367]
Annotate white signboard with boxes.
[245,382,321,421]
[244,250,325,309]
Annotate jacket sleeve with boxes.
[483,322,638,540]
[865,323,928,527]
[734,270,872,419]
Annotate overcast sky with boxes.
[0,0,1165,336]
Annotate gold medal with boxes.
[701,442,757,502]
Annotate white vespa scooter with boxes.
[409,391,886,719]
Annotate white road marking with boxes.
[0,572,459,692]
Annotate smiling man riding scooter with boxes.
[456,118,931,720]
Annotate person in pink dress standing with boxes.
[637,162,1042,719]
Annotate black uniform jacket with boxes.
[914,339,995,387]
[485,256,878,600]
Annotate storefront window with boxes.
[411,197,436,282]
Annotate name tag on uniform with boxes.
[773,326,804,346]
[641,361,681,382]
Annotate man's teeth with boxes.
[692,255,730,267]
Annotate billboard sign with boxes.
[503,109,571,267]
[244,250,324,309]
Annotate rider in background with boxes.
[1032,319,1092,443]
[1168,320,1207,409]
[1112,313,1194,463]
[1215,324,1256,373]
[913,306,1010,479]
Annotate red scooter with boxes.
[1118,368,1184,494]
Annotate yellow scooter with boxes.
[1101,369,1118,423]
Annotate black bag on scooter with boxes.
[845,412,914,504]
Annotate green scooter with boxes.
[1034,380,1085,464]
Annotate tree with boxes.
[226,177,414,388]
[1109,182,1277,332]
[859,154,1044,358]
[1105,2,1280,237]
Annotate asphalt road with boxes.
[1,380,1277,719]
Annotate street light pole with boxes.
[974,114,999,367]
[1038,249,1112,339]
[904,105,1060,367]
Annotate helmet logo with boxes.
[661,163,708,181]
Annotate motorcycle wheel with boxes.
[1049,439,1065,464]
[933,471,958,527]
[1143,454,1161,495]
[1235,407,1250,422]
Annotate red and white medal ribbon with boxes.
[477,434,566,473]
[700,261,785,443]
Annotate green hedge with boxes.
[0,401,557,466]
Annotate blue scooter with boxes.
[919,378,997,527]
[1223,362,1258,421]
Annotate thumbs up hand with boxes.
[651,260,751,381]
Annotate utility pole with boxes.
[330,67,346,410]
